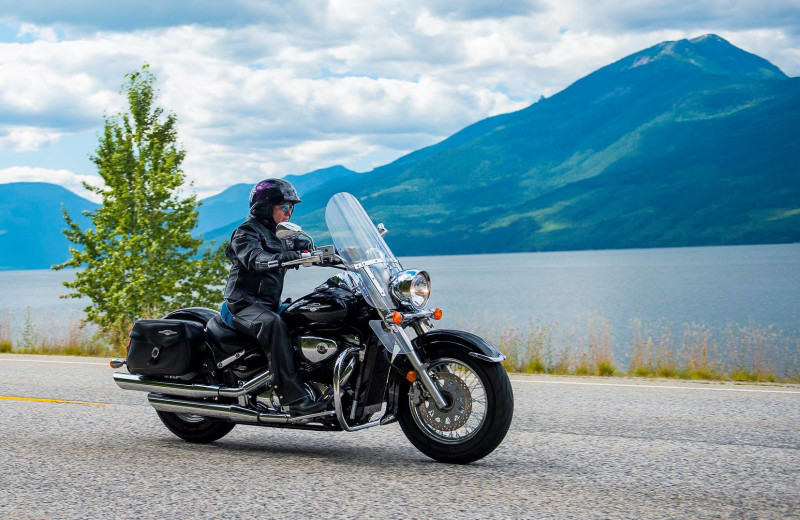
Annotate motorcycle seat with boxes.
[205,314,256,355]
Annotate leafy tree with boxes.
[54,65,228,348]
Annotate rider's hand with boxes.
[278,251,301,266]
[292,236,312,252]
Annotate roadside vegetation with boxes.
[2,309,798,383]
[0,309,124,357]
[461,314,800,383]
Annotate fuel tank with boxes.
[281,285,357,330]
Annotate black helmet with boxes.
[249,178,301,219]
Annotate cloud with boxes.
[0,166,102,200]
[0,0,326,33]
[0,127,63,151]
[552,0,800,36]
[424,0,546,21]
[17,22,58,41]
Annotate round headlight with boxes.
[390,269,431,310]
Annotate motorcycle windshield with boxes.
[325,192,402,311]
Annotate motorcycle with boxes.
[111,192,513,464]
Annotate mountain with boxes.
[2,35,799,269]
[196,165,356,236]
[215,34,797,255]
[0,183,98,270]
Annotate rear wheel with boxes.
[156,411,236,443]
[398,345,514,464]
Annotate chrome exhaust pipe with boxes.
[148,394,260,423]
[113,370,273,399]
[147,394,334,424]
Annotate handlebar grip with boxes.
[280,254,322,267]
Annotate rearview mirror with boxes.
[276,222,302,239]
[377,223,388,237]
[276,221,316,251]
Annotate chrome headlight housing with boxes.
[390,269,431,310]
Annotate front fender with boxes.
[412,329,506,363]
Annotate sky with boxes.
[0,0,798,200]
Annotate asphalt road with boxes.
[0,354,798,519]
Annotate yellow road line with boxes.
[0,395,109,406]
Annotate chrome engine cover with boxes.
[298,336,338,364]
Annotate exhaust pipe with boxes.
[147,394,334,424]
[113,370,273,399]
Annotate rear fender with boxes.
[412,329,506,363]
[162,307,219,325]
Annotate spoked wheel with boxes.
[156,411,236,444]
[398,345,514,464]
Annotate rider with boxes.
[222,178,327,415]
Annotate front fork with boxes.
[369,320,448,410]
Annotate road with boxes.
[0,354,798,519]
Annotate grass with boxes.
[1,310,798,384]
[0,309,123,358]
[461,314,800,383]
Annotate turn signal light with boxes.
[406,371,418,383]
[392,311,403,325]
[433,308,443,320]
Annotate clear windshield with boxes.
[325,192,402,311]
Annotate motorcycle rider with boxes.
[222,178,327,415]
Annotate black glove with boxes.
[278,251,301,266]
[292,236,313,252]
[254,251,301,271]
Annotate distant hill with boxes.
[2,34,799,269]
[196,165,356,236]
[0,183,98,270]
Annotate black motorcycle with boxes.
[112,192,513,463]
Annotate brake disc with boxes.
[416,372,472,432]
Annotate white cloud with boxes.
[17,22,57,42]
[0,127,62,151]
[0,166,102,201]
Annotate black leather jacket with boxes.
[223,216,294,313]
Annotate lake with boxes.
[1,243,798,359]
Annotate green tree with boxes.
[54,65,228,348]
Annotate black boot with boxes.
[284,394,328,415]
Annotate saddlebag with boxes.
[126,319,205,376]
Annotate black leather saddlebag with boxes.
[127,319,205,376]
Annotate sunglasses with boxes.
[277,203,294,212]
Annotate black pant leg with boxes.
[231,303,306,403]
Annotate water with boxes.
[2,244,799,356]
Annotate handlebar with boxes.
[267,246,342,269]
[266,253,321,269]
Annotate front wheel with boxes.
[156,411,236,443]
[397,345,514,464]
